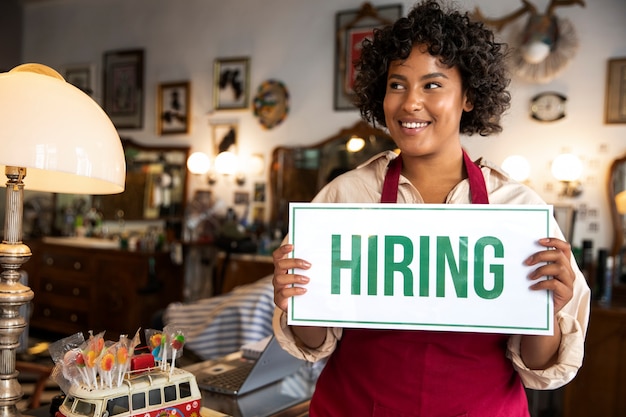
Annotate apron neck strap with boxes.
[381,151,489,204]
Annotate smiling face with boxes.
[383,45,473,160]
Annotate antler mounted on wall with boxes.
[473,0,586,83]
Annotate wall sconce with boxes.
[186,151,218,185]
[187,151,211,175]
[215,151,246,185]
[346,136,365,153]
[501,155,531,182]
[187,151,245,186]
[551,153,583,197]
[248,154,265,176]
[214,151,238,175]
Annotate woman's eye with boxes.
[424,82,441,89]
[388,82,405,90]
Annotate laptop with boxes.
[194,335,305,395]
[201,370,315,417]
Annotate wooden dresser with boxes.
[215,251,274,294]
[23,239,184,339]
[562,303,626,417]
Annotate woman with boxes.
[272,1,590,415]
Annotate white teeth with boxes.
[401,121,428,128]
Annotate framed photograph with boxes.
[64,64,96,98]
[334,3,402,110]
[605,57,626,123]
[158,81,190,135]
[103,49,144,129]
[252,205,265,223]
[234,191,250,205]
[213,57,250,110]
[211,121,238,156]
[254,182,266,202]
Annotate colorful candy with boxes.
[49,328,185,393]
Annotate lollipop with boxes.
[169,332,186,375]
[99,353,115,388]
[47,332,87,393]
[62,348,85,387]
[83,331,106,389]
[150,332,164,363]
[160,333,168,370]
[75,351,94,388]
[116,346,129,386]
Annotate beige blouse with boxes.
[273,151,591,390]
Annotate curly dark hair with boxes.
[353,0,511,136]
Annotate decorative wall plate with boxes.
[253,79,289,129]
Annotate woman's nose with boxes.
[402,90,424,112]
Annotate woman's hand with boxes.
[272,243,327,349]
[524,237,575,314]
[520,237,576,369]
[272,243,311,312]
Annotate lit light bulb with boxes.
[186,152,211,174]
[501,155,531,182]
[346,136,365,152]
[214,151,239,175]
[551,153,582,182]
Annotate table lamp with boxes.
[0,63,126,417]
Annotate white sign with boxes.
[288,203,554,335]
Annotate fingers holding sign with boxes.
[272,243,311,312]
[524,237,575,314]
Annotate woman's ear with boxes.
[463,94,474,112]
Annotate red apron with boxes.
[309,151,529,417]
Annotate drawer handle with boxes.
[72,287,80,296]
[70,314,78,323]
[45,283,53,292]
[73,262,82,270]
[43,308,51,317]
[45,257,54,266]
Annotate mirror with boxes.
[93,138,190,221]
[609,154,626,256]
[607,153,626,302]
[269,120,397,232]
[13,139,190,239]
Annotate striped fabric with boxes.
[163,275,275,360]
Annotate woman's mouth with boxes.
[400,121,428,129]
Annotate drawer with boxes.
[38,275,92,300]
[40,251,95,273]
[31,302,90,330]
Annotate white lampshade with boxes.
[0,63,125,194]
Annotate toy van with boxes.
[55,354,202,417]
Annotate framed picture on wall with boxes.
[213,57,250,110]
[157,81,190,135]
[334,3,402,110]
[211,121,238,156]
[103,49,144,129]
[605,57,626,124]
[64,63,96,98]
